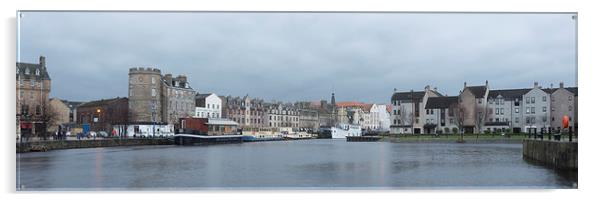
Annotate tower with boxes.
[128,67,163,123]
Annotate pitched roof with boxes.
[425,96,458,109]
[465,86,487,98]
[566,87,578,96]
[391,91,426,102]
[16,62,51,80]
[196,93,213,99]
[60,100,84,110]
[78,97,127,108]
[487,88,531,100]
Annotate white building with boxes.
[194,93,222,118]
[523,82,551,134]
[113,123,174,138]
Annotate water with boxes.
[16,139,577,190]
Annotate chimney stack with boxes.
[394,88,397,92]
[165,74,173,85]
[425,85,430,91]
[39,56,46,68]
[559,82,564,89]
[464,82,467,88]
[534,81,539,88]
[485,80,489,87]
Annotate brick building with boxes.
[77,97,129,133]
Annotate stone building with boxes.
[128,67,163,123]
[424,96,459,134]
[458,82,489,134]
[547,82,576,133]
[390,85,442,134]
[264,102,300,128]
[128,68,195,126]
[16,56,51,138]
[194,93,222,118]
[486,88,530,133]
[47,98,81,132]
[161,74,196,125]
[221,95,266,128]
[522,82,551,134]
[295,101,320,131]
[76,97,129,133]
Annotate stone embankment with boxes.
[17,138,173,153]
[522,139,577,170]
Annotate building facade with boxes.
[76,97,129,133]
[459,82,489,134]
[522,82,551,134]
[424,96,459,134]
[161,74,196,125]
[194,93,222,118]
[128,68,195,126]
[548,82,575,133]
[264,103,300,128]
[222,95,266,128]
[17,56,52,138]
[390,85,441,134]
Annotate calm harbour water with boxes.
[16,139,577,190]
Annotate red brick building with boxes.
[77,97,128,133]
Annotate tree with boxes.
[39,101,59,140]
[452,103,466,143]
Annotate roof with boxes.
[465,86,488,98]
[196,93,213,99]
[207,118,239,126]
[77,97,128,108]
[61,100,84,110]
[16,62,51,80]
[487,88,531,100]
[336,101,373,112]
[425,96,458,109]
[391,91,426,102]
[566,87,578,96]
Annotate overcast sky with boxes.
[18,12,577,104]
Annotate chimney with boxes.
[434,87,438,92]
[39,56,46,68]
[485,80,489,87]
[534,81,539,88]
[425,85,430,91]
[394,88,397,92]
[559,82,564,89]
[464,82,467,88]
[164,74,173,86]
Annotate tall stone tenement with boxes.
[128,67,196,126]
[128,67,163,123]
[17,56,52,138]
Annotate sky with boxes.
[18,12,577,104]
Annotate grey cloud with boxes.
[18,12,576,103]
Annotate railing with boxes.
[527,128,576,142]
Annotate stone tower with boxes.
[128,67,163,123]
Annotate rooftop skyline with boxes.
[18,12,577,103]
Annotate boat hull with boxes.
[174,134,243,145]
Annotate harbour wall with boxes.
[522,139,578,170]
[17,138,173,153]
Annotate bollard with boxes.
[569,127,573,142]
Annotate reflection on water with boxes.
[17,140,577,190]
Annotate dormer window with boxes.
[35,69,40,75]
[25,68,30,75]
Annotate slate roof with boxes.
[425,96,458,109]
[487,88,531,100]
[78,97,128,108]
[391,91,426,102]
[465,86,487,98]
[60,100,84,110]
[16,62,51,80]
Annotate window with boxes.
[478,99,482,104]
[151,77,155,84]
[569,96,572,101]
[495,99,499,105]
[495,108,499,115]
[526,107,530,114]
[515,108,519,113]
[542,107,547,112]
[515,117,519,123]
[551,107,555,111]
[531,107,535,114]
[542,96,546,102]
[526,97,530,104]
[35,69,40,75]
[35,105,41,115]
[31,80,35,87]
[531,97,535,103]
[500,108,504,115]
[569,106,572,111]
[151,88,156,97]
[25,68,30,75]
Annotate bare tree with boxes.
[452,103,466,143]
